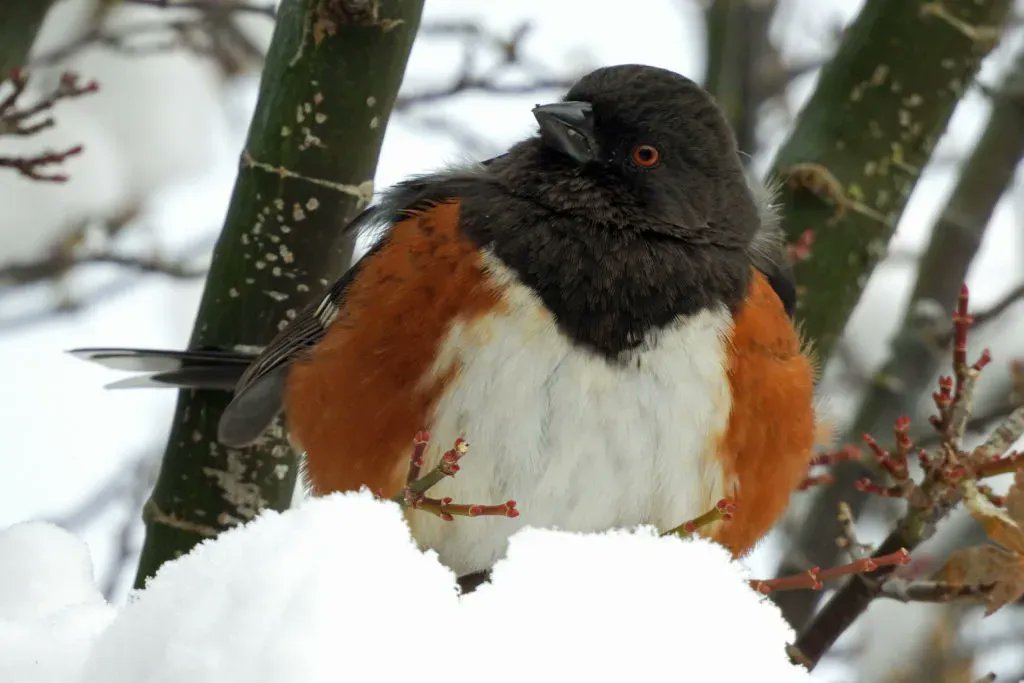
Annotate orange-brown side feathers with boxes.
[713,270,816,555]
[284,201,502,498]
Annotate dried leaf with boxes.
[963,481,1024,555]
[935,546,1024,615]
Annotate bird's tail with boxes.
[69,347,256,391]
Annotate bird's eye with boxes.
[631,144,660,168]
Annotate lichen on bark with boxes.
[772,0,1012,362]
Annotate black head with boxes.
[457,65,764,358]
[497,65,758,248]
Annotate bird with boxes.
[74,64,816,578]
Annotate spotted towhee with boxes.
[75,65,815,576]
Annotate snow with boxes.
[0,523,115,683]
[1,494,810,682]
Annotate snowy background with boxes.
[2,0,1024,680]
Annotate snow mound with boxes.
[5,493,810,682]
[463,526,806,681]
[84,491,458,683]
[0,522,115,683]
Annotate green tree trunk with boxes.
[785,42,1024,664]
[134,0,424,587]
[0,0,57,74]
[769,0,1013,630]
[853,49,1024,439]
[772,0,1011,361]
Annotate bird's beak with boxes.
[532,101,597,165]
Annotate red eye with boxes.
[631,144,660,168]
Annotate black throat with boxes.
[457,177,752,360]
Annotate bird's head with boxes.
[497,64,759,248]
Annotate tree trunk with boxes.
[134,0,424,587]
[778,38,1024,642]
[772,0,1012,362]
[853,48,1024,439]
[770,0,1014,634]
[0,0,58,74]
[702,0,780,155]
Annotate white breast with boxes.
[407,258,735,576]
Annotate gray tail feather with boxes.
[69,348,255,391]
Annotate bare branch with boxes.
[0,146,83,182]
[751,549,910,595]
[879,578,990,604]
[791,285,1024,668]
[0,250,206,284]
[936,283,1024,346]
[394,21,579,112]
[391,433,520,521]
[663,498,736,537]
[0,70,97,181]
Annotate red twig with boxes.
[853,478,906,498]
[973,450,1024,479]
[798,445,860,490]
[664,498,735,537]
[0,70,99,135]
[751,549,911,595]
[791,284,1022,668]
[392,433,519,521]
[862,426,909,480]
[809,445,862,467]
[0,70,97,182]
[405,431,430,485]
[0,146,84,182]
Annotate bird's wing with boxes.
[218,166,495,447]
[283,197,505,498]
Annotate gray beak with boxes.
[532,101,597,164]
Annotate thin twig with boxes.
[0,71,97,181]
[0,246,207,285]
[936,283,1024,345]
[0,146,84,182]
[390,434,519,522]
[663,498,735,537]
[791,285,1023,668]
[751,549,911,595]
[879,578,991,603]
[394,21,579,111]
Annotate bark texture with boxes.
[781,40,1024,647]
[0,1,58,74]
[772,0,1011,361]
[135,0,424,586]
[702,0,780,154]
